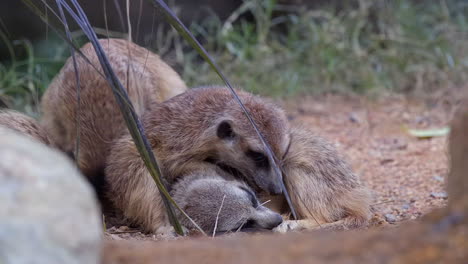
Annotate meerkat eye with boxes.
[246,150,269,168]
[240,186,259,208]
[217,121,235,139]
[242,219,257,229]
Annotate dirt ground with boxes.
[104,90,459,241]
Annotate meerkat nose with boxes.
[271,214,283,228]
[268,182,283,195]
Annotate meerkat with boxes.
[267,125,372,232]
[40,38,187,185]
[0,110,50,145]
[171,169,283,234]
[105,86,291,233]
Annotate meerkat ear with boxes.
[217,120,235,139]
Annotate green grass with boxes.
[173,0,468,97]
[1,0,468,114]
[0,38,67,116]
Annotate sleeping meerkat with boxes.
[0,110,50,145]
[105,86,291,233]
[171,169,283,234]
[41,38,187,184]
[266,125,372,231]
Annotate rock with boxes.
[374,137,408,151]
[380,158,394,165]
[287,114,296,121]
[384,214,397,223]
[430,191,448,199]
[0,127,102,264]
[348,112,361,123]
[433,175,444,182]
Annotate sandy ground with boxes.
[104,91,459,241]
[285,92,456,225]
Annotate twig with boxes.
[235,216,248,233]
[287,180,322,228]
[212,194,226,237]
[257,199,271,208]
[371,199,396,206]
[108,230,141,234]
[126,0,132,42]
[102,214,107,232]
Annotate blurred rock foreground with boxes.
[0,127,102,264]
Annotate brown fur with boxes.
[105,86,291,232]
[171,169,283,234]
[266,125,372,229]
[0,110,50,145]
[41,38,187,180]
[43,39,370,232]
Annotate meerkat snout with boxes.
[242,205,283,231]
[171,171,283,235]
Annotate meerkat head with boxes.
[146,87,290,194]
[203,90,291,195]
[172,173,283,235]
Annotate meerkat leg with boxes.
[274,219,356,233]
[105,135,171,234]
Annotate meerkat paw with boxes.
[272,219,352,233]
[153,225,190,238]
[154,225,177,238]
[273,220,301,233]
[273,220,321,233]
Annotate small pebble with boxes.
[384,214,397,223]
[430,192,448,199]
[433,175,444,182]
[380,158,394,165]
[349,113,360,123]
[402,204,410,210]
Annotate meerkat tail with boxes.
[274,125,372,228]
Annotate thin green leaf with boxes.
[55,0,82,170]
[20,0,106,79]
[149,0,298,220]
[407,127,450,138]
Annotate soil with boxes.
[104,90,460,241]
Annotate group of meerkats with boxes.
[0,39,372,235]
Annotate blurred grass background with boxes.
[0,0,467,115]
